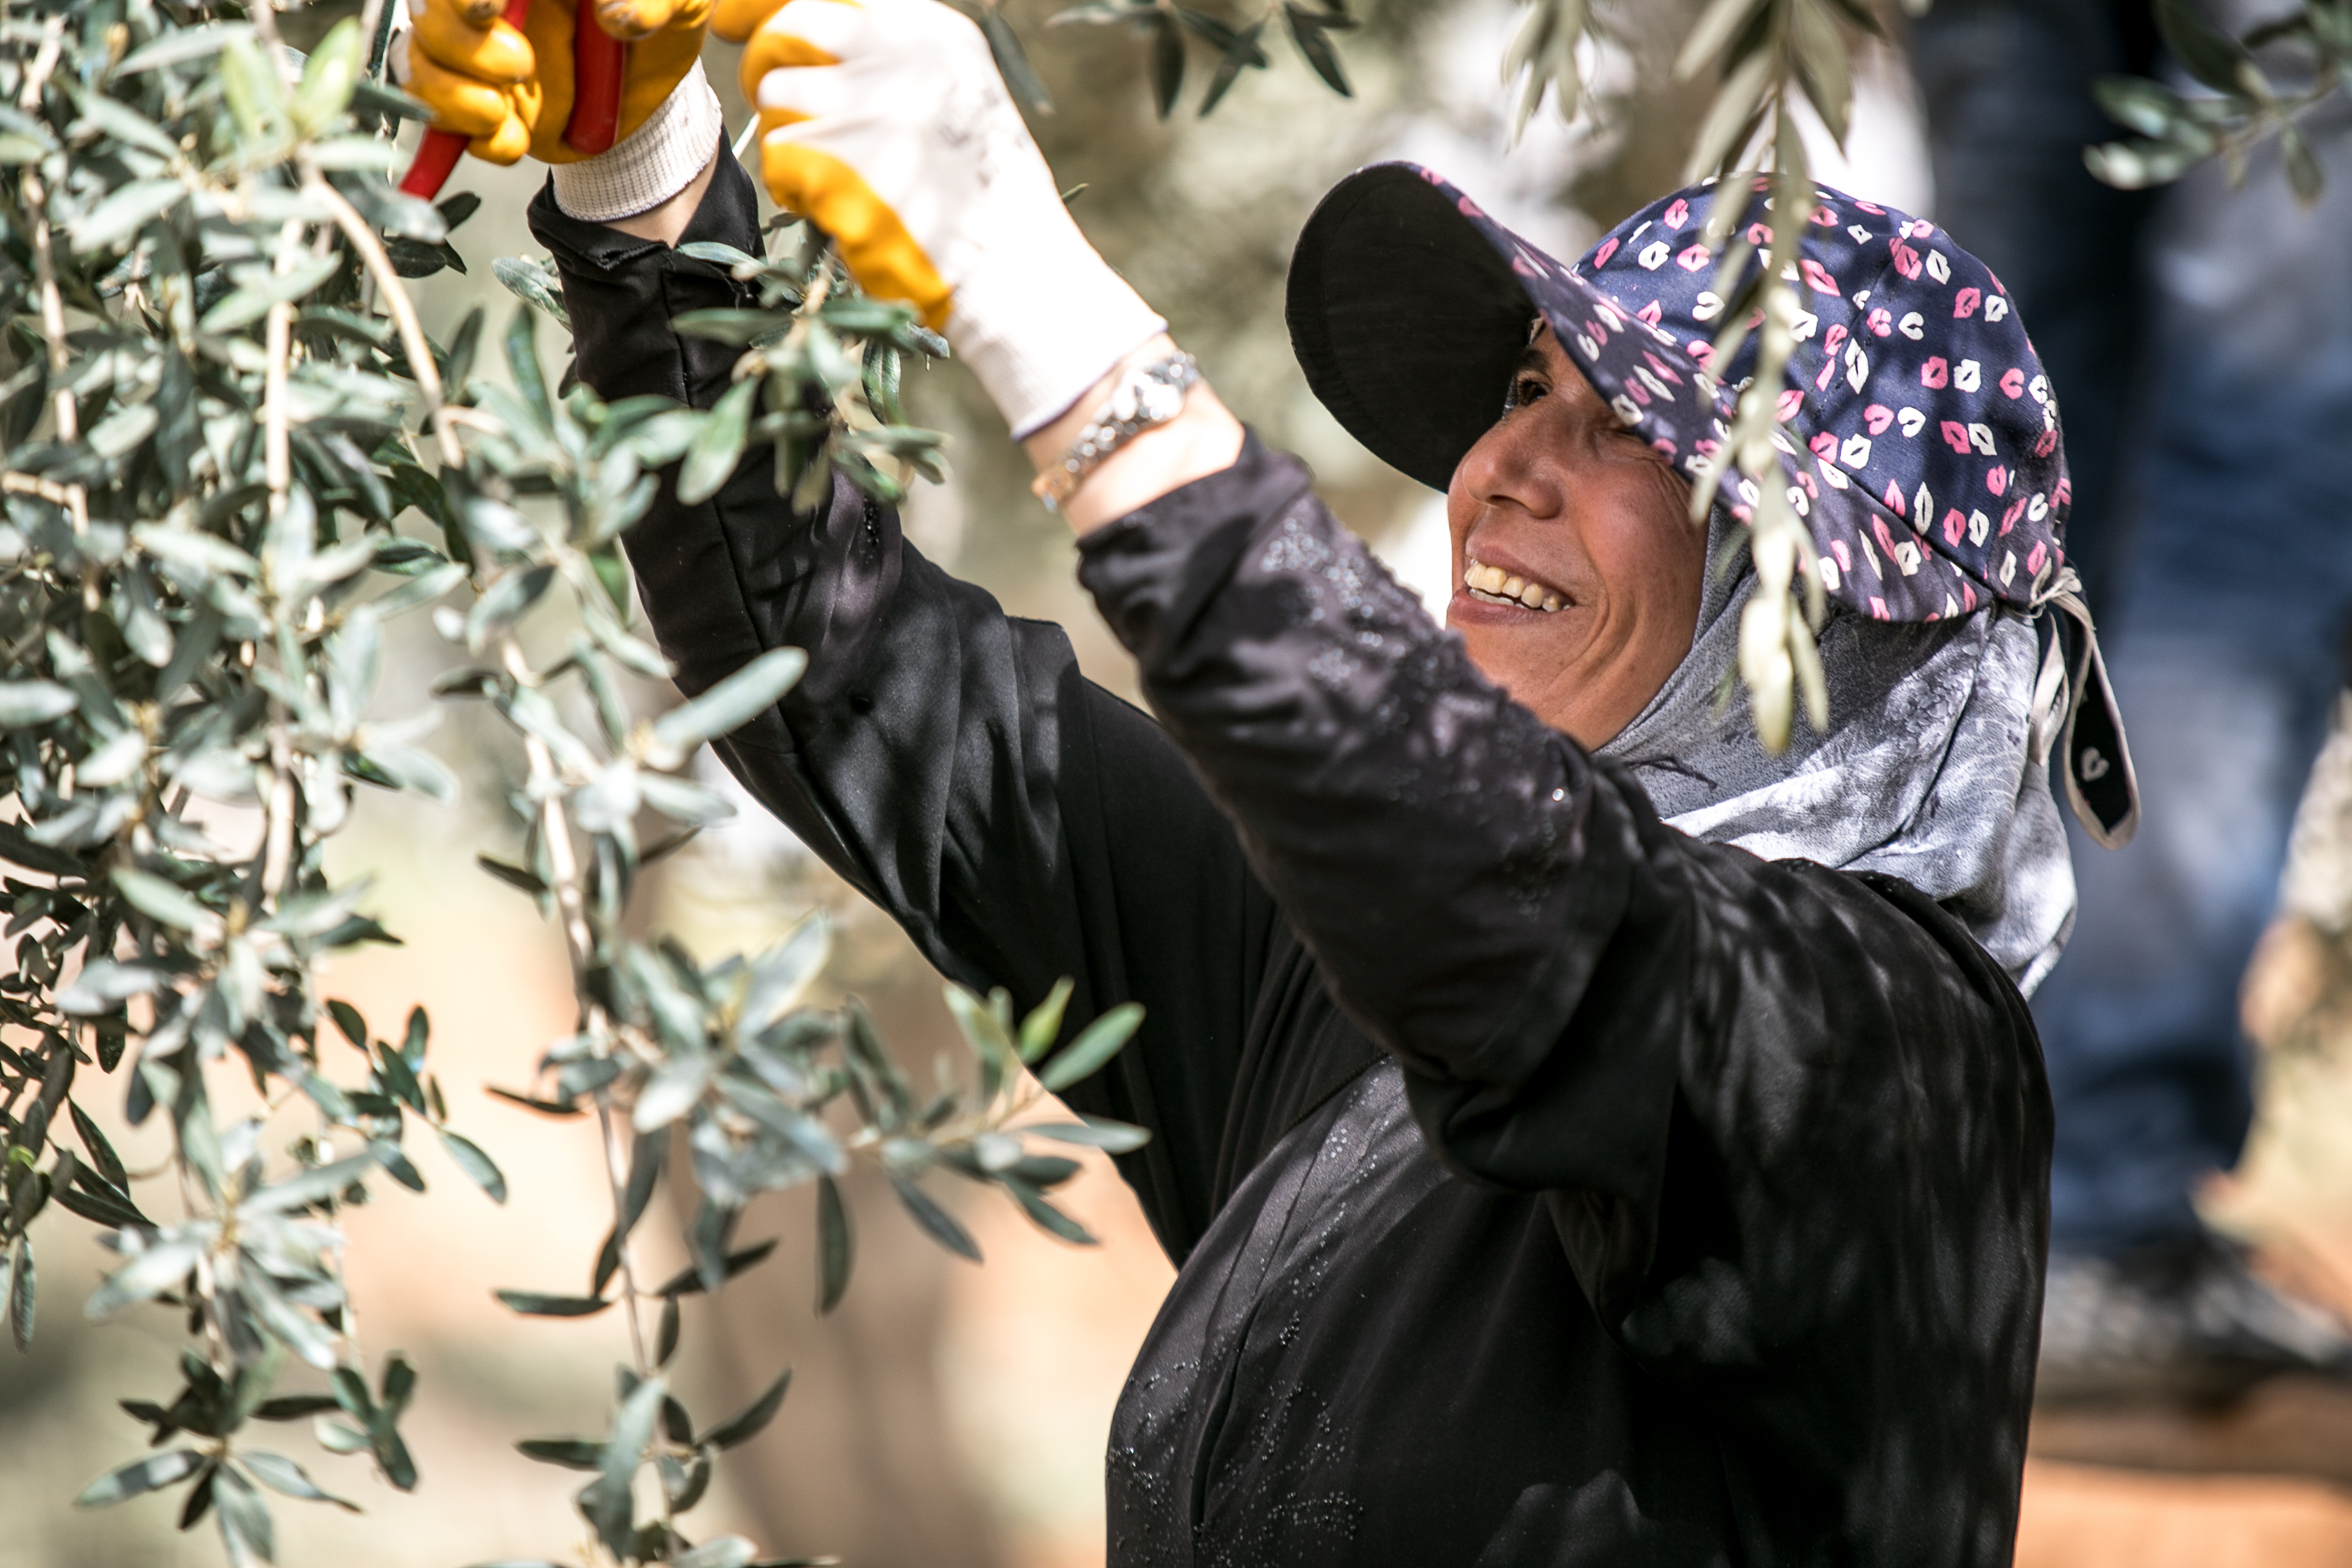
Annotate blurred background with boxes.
[12,1,2352,1563]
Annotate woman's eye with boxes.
[1508,375,1550,409]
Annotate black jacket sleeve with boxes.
[526,156,1278,1262]
[1076,442,2051,1543]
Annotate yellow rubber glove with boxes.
[395,0,715,167]
[726,0,1166,437]
[708,0,790,52]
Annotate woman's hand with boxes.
[730,0,1168,442]
[395,0,714,167]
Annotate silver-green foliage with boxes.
[442,279,1149,1565]
[2087,0,2352,203]
[0,2,1144,1564]
[1031,0,1358,120]
[1,4,487,1559]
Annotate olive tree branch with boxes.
[309,176,466,468]
[1667,0,1871,749]
[17,17,85,533]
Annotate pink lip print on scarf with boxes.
[1514,165,2072,620]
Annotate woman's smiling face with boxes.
[1447,323,1706,748]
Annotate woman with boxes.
[406,0,2134,1558]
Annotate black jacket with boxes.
[531,153,2052,1568]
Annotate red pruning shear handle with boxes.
[398,0,626,199]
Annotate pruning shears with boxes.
[397,0,625,198]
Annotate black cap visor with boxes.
[1286,164,1537,493]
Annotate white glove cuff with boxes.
[950,248,1168,441]
[551,62,723,224]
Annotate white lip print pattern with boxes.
[1399,165,2071,626]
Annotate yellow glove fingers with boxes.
[592,0,680,41]
[405,47,516,136]
[592,0,655,41]
[740,0,863,110]
[760,138,953,329]
[517,0,580,162]
[616,27,707,141]
[709,0,788,44]
[738,31,838,104]
[414,6,536,83]
[762,0,865,49]
[424,0,711,165]
[468,111,533,163]
[464,81,538,162]
[586,0,718,37]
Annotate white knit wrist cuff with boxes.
[950,260,1168,440]
[551,62,722,224]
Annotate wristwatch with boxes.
[1031,351,1201,511]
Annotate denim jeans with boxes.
[1915,0,2352,1254]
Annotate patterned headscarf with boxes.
[1288,163,2138,858]
[1600,507,2076,990]
[1566,176,2059,620]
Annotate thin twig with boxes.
[1,472,80,507]
[260,726,298,902]
[308,176,464,468]
[496,621,657,1407]
[594,1099,652,1373]
[503,640,599,971]
[262,219,302,521]
[242,0,301,93]
[17,18,87,534]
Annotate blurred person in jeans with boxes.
[1916,0,2352,1401]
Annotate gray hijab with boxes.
[1598,512,2076,993]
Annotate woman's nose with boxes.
[1454,413,1566,524]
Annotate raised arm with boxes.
[1072,447,2028,1180]
[1071,448,2048,1553]
[526,156,1273,1259]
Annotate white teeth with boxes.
[1463,557,1565,612]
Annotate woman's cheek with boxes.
[1591,472,1674,594]
[1620,464,1702,603]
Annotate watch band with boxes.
[1030,351,1201,510]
